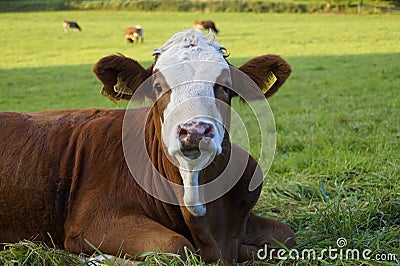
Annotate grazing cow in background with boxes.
[194,20,219,34]
[125,25,144,43]
[63,20,81,33]
[0,30,294,263]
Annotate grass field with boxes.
[0,10,399,265]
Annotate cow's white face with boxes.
[153,30,231,216]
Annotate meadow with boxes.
[0,10,399,265]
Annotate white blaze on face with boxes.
[154,30,229,216]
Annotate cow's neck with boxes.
[180,170,206,216]
[144,106,235,251]
[145,107,231,217]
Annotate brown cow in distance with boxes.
[0,30,294,263]
[125,25,144,43]
[194,20,219,34]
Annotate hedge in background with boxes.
[0,0,399,14]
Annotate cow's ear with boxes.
[238,55,291,98]
[93,54,153,102]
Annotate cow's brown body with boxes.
[0,108,292,261]
[0,109,109,247]
[0,30,295,263]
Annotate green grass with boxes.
[0,240,82,265]
[0,11,399,265]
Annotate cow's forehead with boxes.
[153,30,229,88]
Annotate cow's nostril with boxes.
[203,124,214,138]
[179,127,189,139]
[178,121,215,141]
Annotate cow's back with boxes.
[0,109,119,246]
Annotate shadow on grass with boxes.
[0,53,398,112]
[0,60,154,112]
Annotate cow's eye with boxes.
[214,84,229,97]
[219,85,229,94]
[155,83,162,93]
[222,85,229,94]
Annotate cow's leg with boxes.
[65,214,194,260]
[238,212,295,261]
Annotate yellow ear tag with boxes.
[262,71,277,94]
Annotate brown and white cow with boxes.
[125,25,144,43]
[0,30,294,263]
[194,20,219,34]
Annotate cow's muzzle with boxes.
[178,119,215,159]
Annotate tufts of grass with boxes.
[0,240,82,266]
[139,247,210,266]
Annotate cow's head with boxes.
[93,30,291,216]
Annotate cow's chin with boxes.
[173,137,220,172]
